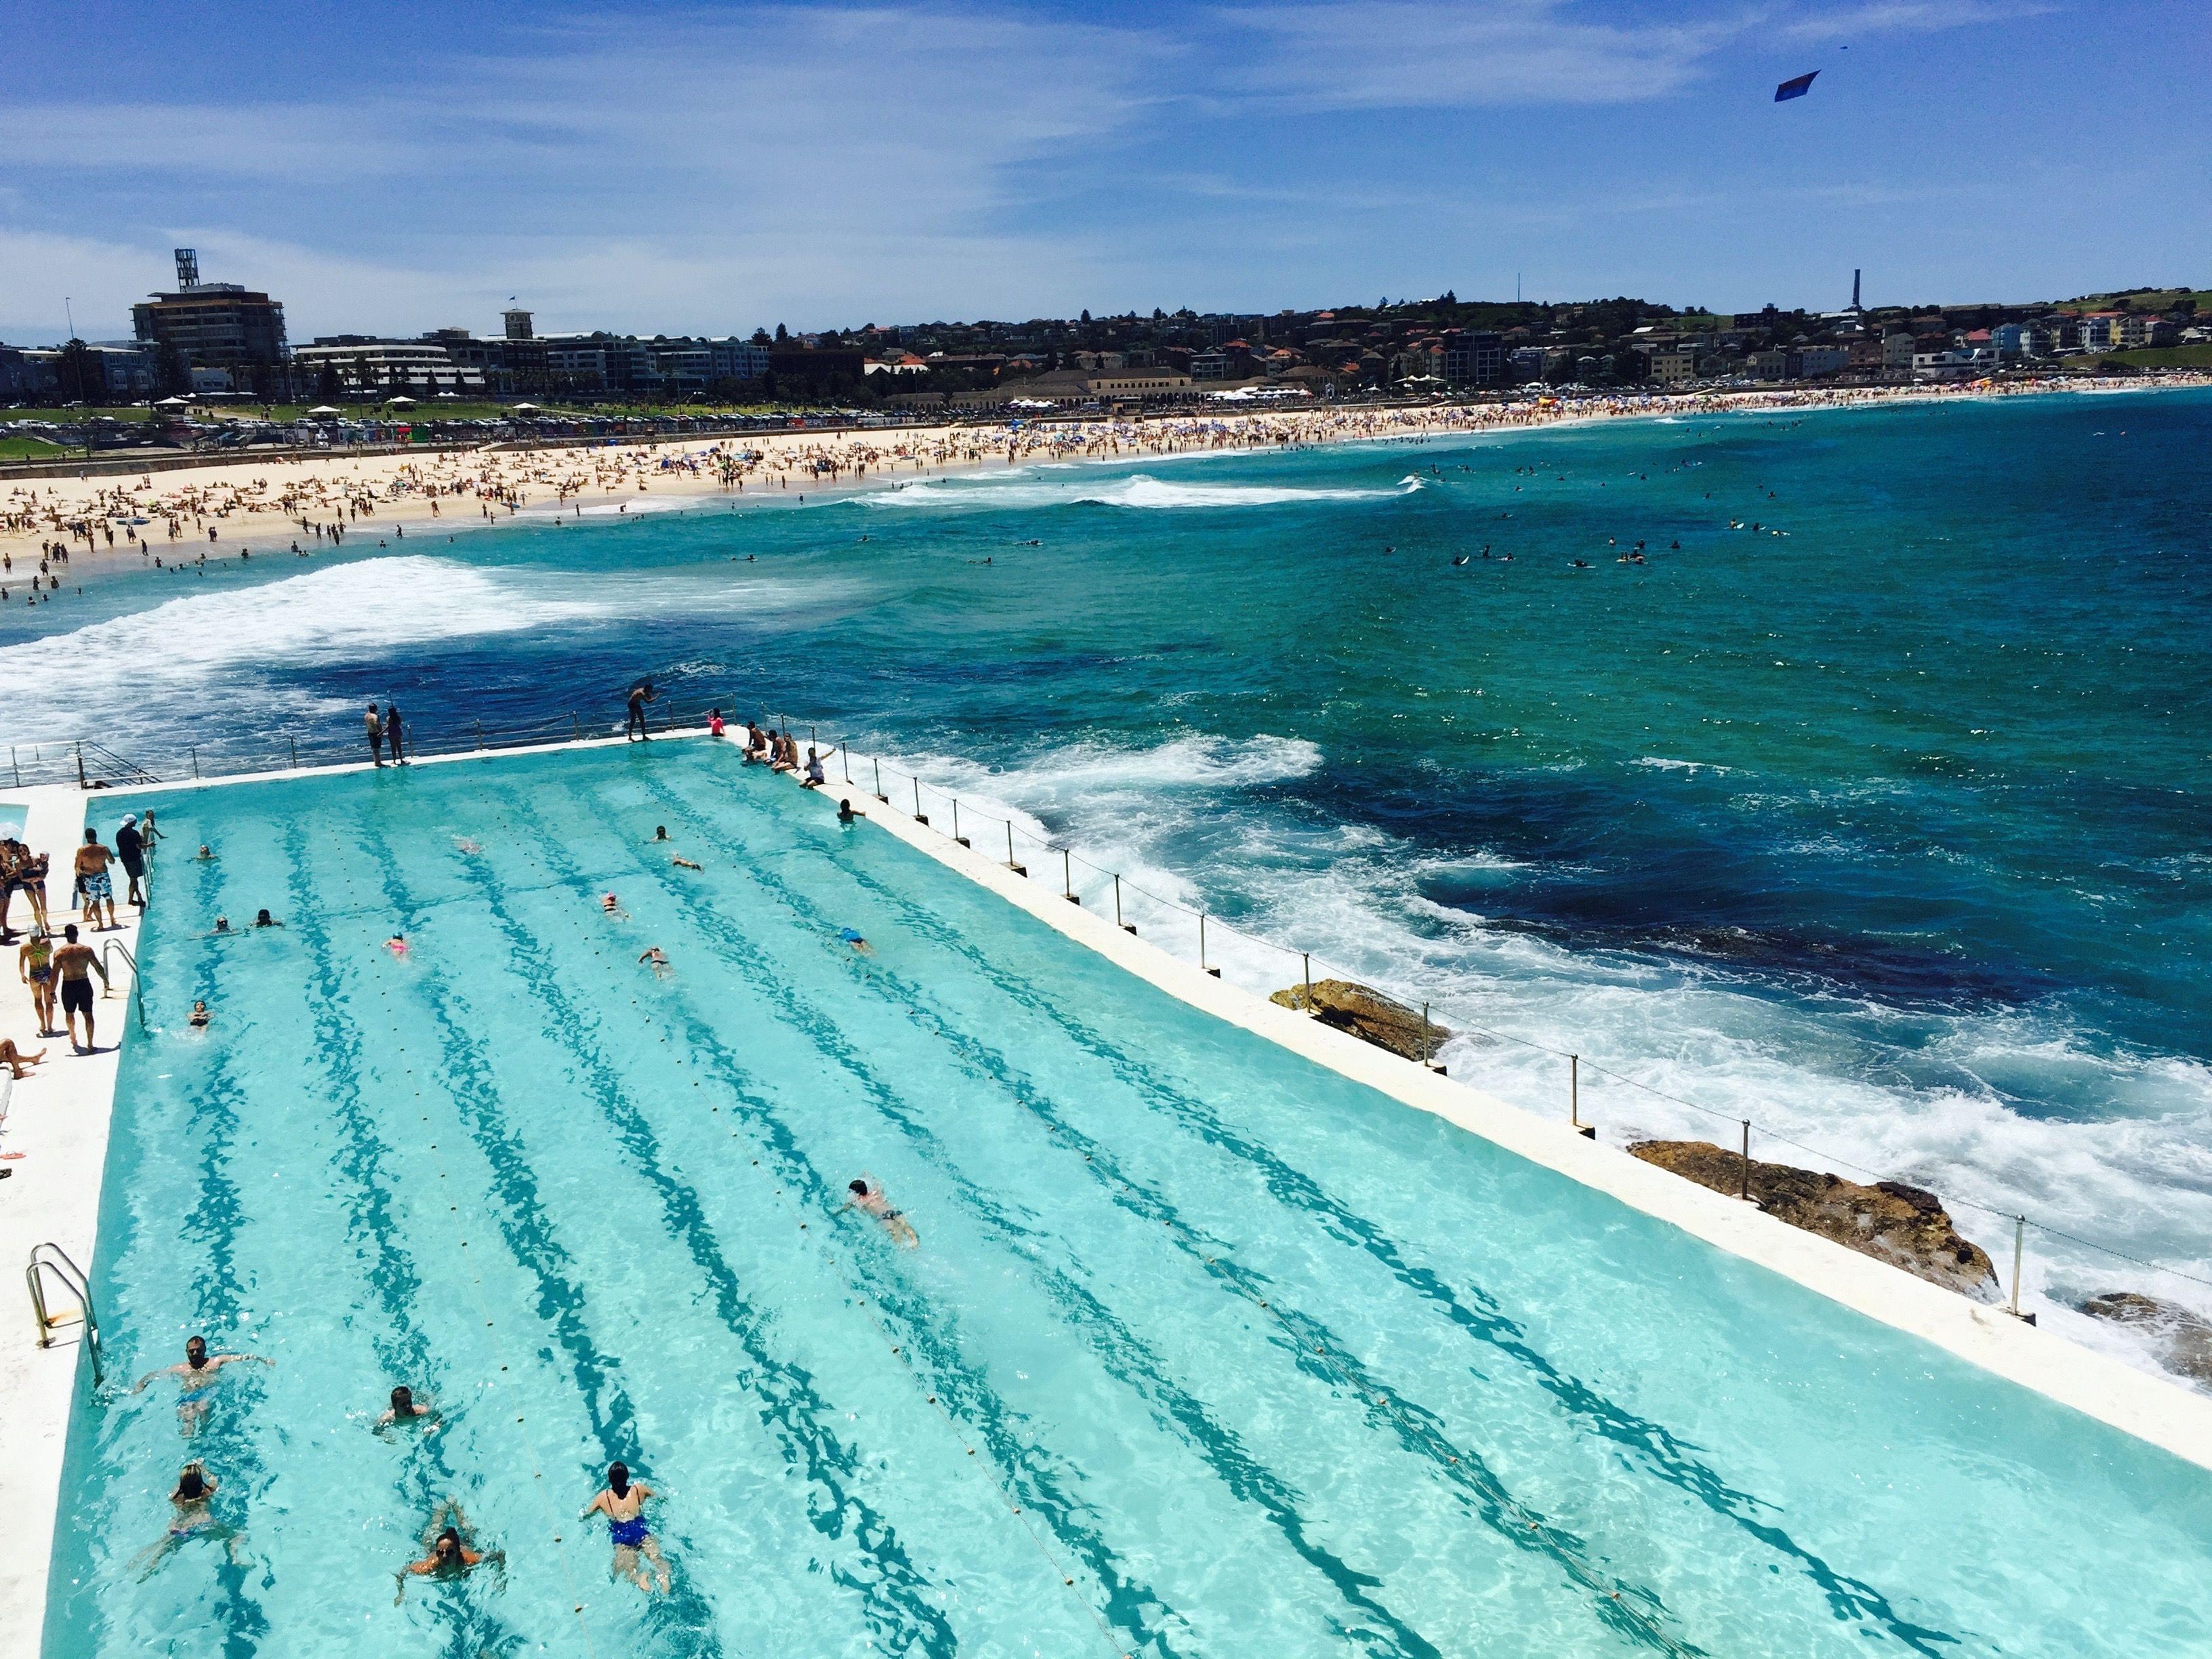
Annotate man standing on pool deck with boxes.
[581,1462,670,1592]
[115,813,147,908]
[76,827,119,930]
[51,923,106,1051]
[626,679,657,741]
[365,702,385,766]
[132,1334,272,1435]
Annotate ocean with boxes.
[6,385,2209,1373]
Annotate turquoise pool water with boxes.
[47,739,2212,1657]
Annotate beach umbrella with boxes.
[385,394,417,408]
[154,396,190,409]
[306,405,342,418]
[512,401,542,413]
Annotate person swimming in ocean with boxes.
[395,1498,501,1602]
[843,1177,918,1247]
[133,1336,272,1435]
[131,1462,247,1578]
[581,1462,670,1593]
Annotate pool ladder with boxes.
[26,1243,103,1387]
[100,939,148,1033]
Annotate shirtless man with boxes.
[75,827,118,930]
[374,1384,440,1434]
[133,1334,272,1435]
[638,946,671,979]
[51,924,108,1052]
[581,1462,670,1593]
[842,1177,918,1248]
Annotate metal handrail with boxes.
[99,939,147,1032]
[27,1243,102,1385]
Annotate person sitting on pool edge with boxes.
[801,747,826,789]
[581,1462,670,1593]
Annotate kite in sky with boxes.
[1775,70,1819,101]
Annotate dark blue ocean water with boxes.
[6,386,2209,1345]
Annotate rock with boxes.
[1269,979,1450,1062]
[2078,1292,2212,1385]
[1626,1139,1998,1298]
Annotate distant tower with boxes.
[174,247,201,290]
[1851,268,1862,312]
[503,307,533,340]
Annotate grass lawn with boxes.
[2069,344,2212,371]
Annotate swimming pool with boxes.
[44,739,2212,1657]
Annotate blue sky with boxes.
[1,1,2203,342]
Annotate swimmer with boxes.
[195,844,215,861]
[653,825,670,842]
[836,798,861,825]
[842,1177,918,1247]
[601,893,628,918]
[639,946,671,978]
[581,1462,670,1593]
[252,909,281,928]
[385,933,409,958]
[837,927,873,956]
[375,1384,441,1434]
[131,1462,246,1578]
[453,837,482,855]
[211,916,230,935]
[672,856,702,870]
[396,1499,501,1602]
[133,1336,272,1435]
[187,1000,210,1029]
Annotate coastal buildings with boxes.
[129,248,287,392]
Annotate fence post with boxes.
[76,741,87,789]
[840,743,850,783]
[1739,1120,1753,1201]
[952,799,968,847]
[1302,951,1312,1010]
[1063,848,1078,903]
[190,745,199,779]
[1200,912,1219,977]
[873,758,886,802]
[1115,874,1134,933]
[9,746,17,789]
[912,777,926,825]
[475,718,485,750]
[288,735,298,771]
[2010,1216,2026,1319]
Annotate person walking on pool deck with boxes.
[581,1462,670,1593]
[75,827,119,930]
[51,924,107,1052]
[115,813,148,908]
[626,679,657,741]
[133,1334,272,1435]
[20,925,58,1035]
[384,701,406,764]
[365,703,385,766]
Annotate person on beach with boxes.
[134,1335,272,1435]
[385,702,406,764]
[75,827,118,930]
[396,1500,501,1602]
[51,923,107,1052]
[626,680,657,741]
[375,1385,440,1433]
[366,703,386,766]
[19,926,58,1035]
[842,1177,918,1247]
[131,1462,247,1578]
[581,1462,670,1593]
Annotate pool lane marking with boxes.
[359,839,742,1659]
[556,775,1560,1658]
[281,820,595,1656]
[443,811,1130,1659]
[613,770,1704,1659]
[680,766,1961,1651]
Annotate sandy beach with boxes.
[3,372,2203,604]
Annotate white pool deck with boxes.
[6,729,2212,1646]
